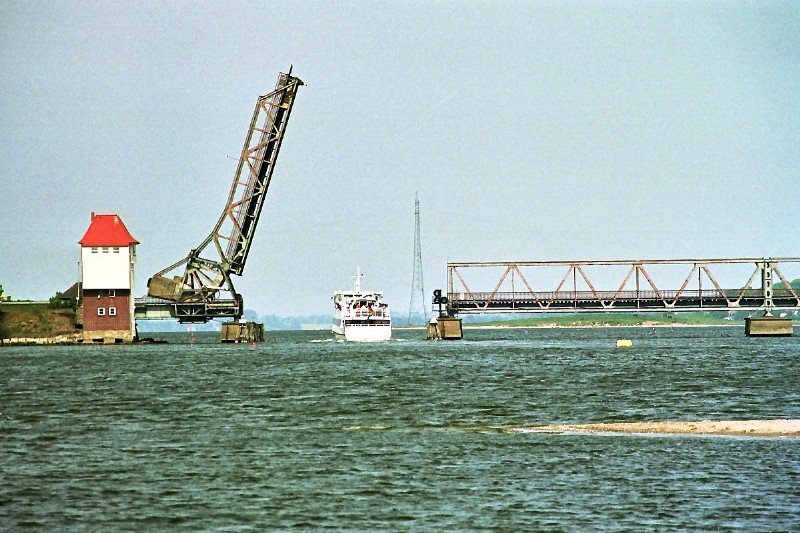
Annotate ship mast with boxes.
[354,267,363,293]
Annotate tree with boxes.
[49,292,77,310]
[774,278,800,290]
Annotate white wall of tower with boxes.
[81,246,133,289]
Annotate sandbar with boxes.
[520,419,800,437]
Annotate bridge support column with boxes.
[221,321,264,343]
[429,316,462,340]
[428,289,463,340]
[745,260,792,336]
[760,260,775,313]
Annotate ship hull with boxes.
[344,324,391,342]
[332,320,391,342]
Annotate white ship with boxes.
[332,268,392,341]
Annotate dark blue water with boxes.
[2,327,798,529]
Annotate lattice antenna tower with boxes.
[408,192,426,324]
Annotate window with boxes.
[97,308,105,316]
[112,247,120,253]
[91,247,98,254]
[108,289,115,297]
[108,307,117,316]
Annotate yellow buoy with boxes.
[616,339,633,348]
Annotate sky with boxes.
[1,1,799,317]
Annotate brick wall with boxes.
[82,289,131,333]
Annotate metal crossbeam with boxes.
[446,258,800,314]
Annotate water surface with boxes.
[2,327,798,529]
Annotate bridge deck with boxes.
[135,296,240,323]
[449,289,800,313]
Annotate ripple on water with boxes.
[1,328,798,529]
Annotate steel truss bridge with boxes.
[445,258,800,315]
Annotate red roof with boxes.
[79,213,139,247]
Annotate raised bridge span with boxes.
[445,258,800,315]
[140,70,302,323]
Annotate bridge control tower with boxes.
[79,213,139,343]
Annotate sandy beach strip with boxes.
[518,419,800,437]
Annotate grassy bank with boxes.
[0,303,78,339]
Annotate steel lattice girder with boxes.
[445,258,800,314]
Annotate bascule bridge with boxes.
[135,70,303,331]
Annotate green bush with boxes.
[48,292,77,311]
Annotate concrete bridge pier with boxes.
[745,316,793,337]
